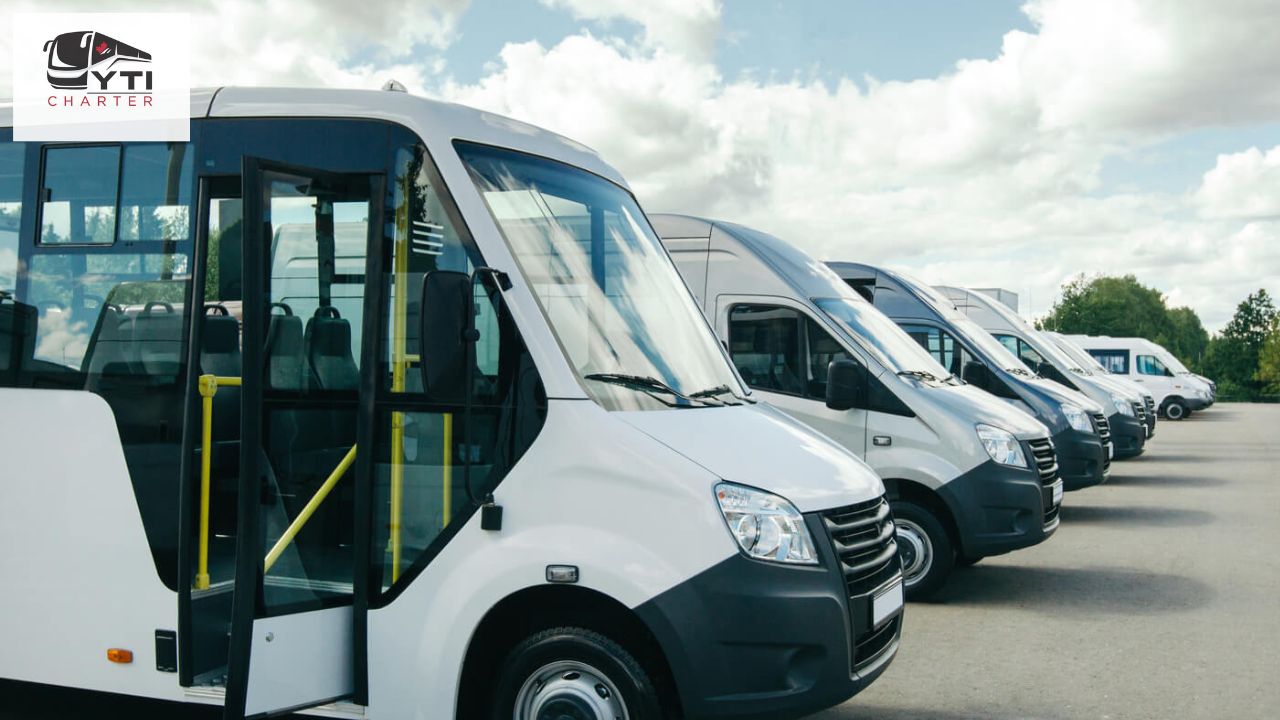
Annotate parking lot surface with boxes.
[812,402,1280,720]
[3,405,1276,720]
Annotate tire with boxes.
[1164,398,1188,421]
[891,500,955,600]
[491,627,663,720]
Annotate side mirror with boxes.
[962,360,989,388]
[826,358,867,411]
[420,270,473,404]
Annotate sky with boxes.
[4,0,1279,330]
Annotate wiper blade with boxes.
[689,384,746,405]
[897,369,940,382]
[1006,367,1032,377]
[584,373,700,407]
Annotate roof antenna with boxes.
[381,79,407,93]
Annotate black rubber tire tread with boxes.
[489,625,663,720]
[891,499,956,601]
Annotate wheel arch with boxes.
[455,583,682,718]
[881,477,962,548]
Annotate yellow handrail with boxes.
[263,445,357,573]
[195,374,241,590]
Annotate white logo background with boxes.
[11,12,190,141]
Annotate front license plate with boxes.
[873,580,904,627]
[1146,425,1151,438]
[1108,443,1114,459]
[1051,479,1064,506]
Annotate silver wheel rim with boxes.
[895,518,934,587]
[514,660,629,720]
[1167,403,1185,420]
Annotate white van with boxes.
[653,215,1062,599]
[937,287,1150,459]
[1069,336,1212,419]
[0,88,901,720]
[1042,331,1157,439]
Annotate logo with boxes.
[43,30,153,91]
[13,13,190,142]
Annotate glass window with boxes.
[727,304,804,395]
[1136,354,1168,376]
[456,142,744,411]
[901,324,975,376]
[995,334,1047,370]
[815,296,950,377]
[805,317,852,399]
[118,143,193,242]
[40,145,120,245]
[0,140,22,296]
[1090,349,1128,374]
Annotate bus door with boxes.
[219,158,382,718]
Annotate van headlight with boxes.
[1111,393,1135,417]
[714,483,818,565]
[1062,403,1092,432]
[976,424,1028,468]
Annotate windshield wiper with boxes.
[689,384,747,405]
[584,373,704,407]
[897,369,941,382]
[1006,367,1032,377]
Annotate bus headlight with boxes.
[1062,403,1092,433]
[714,483,818,565]
[976,424,1028,468]
[1111,394,1135,417]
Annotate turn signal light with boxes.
[106,648,133,664]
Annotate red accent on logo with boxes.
[96,41,109,54]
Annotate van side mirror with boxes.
[962,360,989,388]
[826,358,867,411]
[420,270,473,404]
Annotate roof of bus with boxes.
[1,86,626,188]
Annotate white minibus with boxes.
[0,87,902,720]
[1042,331,1157,439]
[1069,336,1212,419]
[654,215,1061,598]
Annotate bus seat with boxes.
[134,302,184,381]
[265,305,305,391]
[0,295,37,382]
[84,306,136,384]
[201,305,242,472]
[305,306,358,391]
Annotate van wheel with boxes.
[1164,398,1188,420]
[492,627,662,720]
[891,500,954,600]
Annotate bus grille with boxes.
[819,497,901,673]
[1133,400,1147,427]
[1092,412,1112,474]
[1027,437,1061,527]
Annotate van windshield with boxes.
[815,297,951,379]
[457,142,745,410]
[952,316,1034,376]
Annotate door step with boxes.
[185,686,366,718]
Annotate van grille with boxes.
[1092,412,1112,475]
[1132,400,1147,426]
[1027,437,1061,527]
[819,497,902,673]
[1144,396,1157,435]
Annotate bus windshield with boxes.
[456,142,745,410]
[815,297,951,379]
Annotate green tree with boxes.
[1203,289,1278,399]
[1039,273,1175,345]
[1257,325,1280,395]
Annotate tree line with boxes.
[1037,274,1280,401]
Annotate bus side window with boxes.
[1092,349,1127,374]
[727,304,805,396]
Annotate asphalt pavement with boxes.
[811,402,1280,720]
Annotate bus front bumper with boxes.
[1109,412,1147,459]
[937,458,1059,560]
[1053,428,1107,491]
[634,526,900,719]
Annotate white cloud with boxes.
[539,0,721,60]
[440,0,1280,331]
[1195,145,1280,219]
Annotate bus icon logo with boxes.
[42,30,152,90]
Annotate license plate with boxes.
[1145,425,1151,438]
[1051,479,1064,506]
[1108,443,1114,459]
[873,580,904,627]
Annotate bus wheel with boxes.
[1164,398,1188,420]
[891,500,954,600]
[493,627,662,720]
